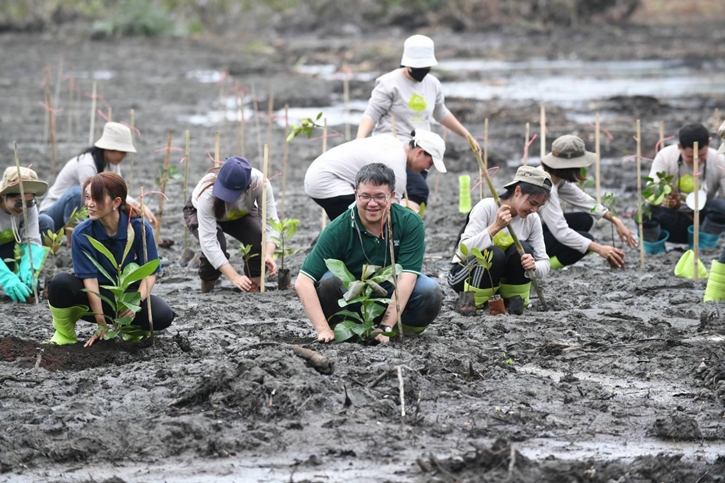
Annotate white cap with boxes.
[94,122,137,153]
[400,35,437,68]
[413,129,446,173]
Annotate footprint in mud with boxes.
[697,359,725,404]
[649,414,702,441]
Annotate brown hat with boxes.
[541,135,597,169]
[503,166,552,191]
[718,120,725,155]
[0,167,48,197]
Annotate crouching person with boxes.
[295,163,442,343]
[47,172,175,347]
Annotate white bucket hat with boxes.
[400,35,437,68]
[413,129,446,173]
[94,122,137,153]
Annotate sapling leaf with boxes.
[82,251,117,287]
[351,323,368,336]
[116,316,134,326]
[103,330,118,340]
[333,320,357,342]
[363,301,386,323]
[367,280,388,297]
[361,264,378,281]
[343,280,366,301]
[324,259,356,287]
[120,259,160,286]
[122,223,135,267]
[332,310,364,323]
[81,288,117,311]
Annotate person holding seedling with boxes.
[646,123,725,245]
[449,166,552,315]
[356,34,479,211]
[296,163,442,343]
[704,120,725,302]
[39,122,157,232]
[46,172,174,347]
[0,167,52,302]
[537,135,637,270]
[184,156,278,293]
[305,129,446,220]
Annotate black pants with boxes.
[48,272,175,331]
[312,195,356,222]
[448,242,534,292]
[406,168,429,205]
[543,212,594,267]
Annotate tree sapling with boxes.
[269,217,302,290]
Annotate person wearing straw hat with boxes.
[646,123,725,245]
[39,122,157,233]
[449,166,552,315]
[538,135,637,270]
[46,172,175,346]
[296,163,442,343]
[356,35,479,210]
[305,129,446,220]
[704,120,725,302]
[0,167,52,302]
[183,156,279,293]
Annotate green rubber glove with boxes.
[18,243,49,290]
[0,259,31,303]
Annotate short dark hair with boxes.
[679,124,710,149]
[355,163,395,191]
[540,163,581,183]
[499,181,551,201]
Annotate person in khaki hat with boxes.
[538,134,637,270]
[448,166,553,315]
[356,35,479,211]
[39,122,156,232]
[0,167,52,303]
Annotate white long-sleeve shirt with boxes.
[648,144,725,205]
[452,198,550,280]
[191,169,279,270]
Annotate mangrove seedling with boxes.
[155,164,183,188]
[44,206,88,277]
[269,217,302,290]
[594,192,618,246]
[239,243,258,281]
[639,171,677,222]
[286,112,324,142]
[324,260,401,343]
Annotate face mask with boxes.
[408,67,431,82]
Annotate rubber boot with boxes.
[201,279,216,293]
[549,256,564,270]
[463,280,499,308]
[704,260,725,302]
[499,282,532,314]
[47,303,88,345]
[674,250,709,279]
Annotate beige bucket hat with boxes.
[94,122,137,153]
[718,120,725,155]
[503,165,553,191]
[0,167,48,197]
[541,135,597,169]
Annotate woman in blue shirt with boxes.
[47,172,174,346]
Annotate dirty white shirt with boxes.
[192,169,279,270]
[362,69,451,142]
[304,135,408,200]
[537,165,608,254]
[39,152,124,212]
[452,198,550,280]
[0,206,41,247]
[649,144,725,206]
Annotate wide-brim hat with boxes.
[541,134,597,169]
[94,122,137,153]
[413,129,446,173]
[0,166,48,197]
[718,120,725,154]
[213,156,252,203]
[400,35,437,68]
[503,165,552,191]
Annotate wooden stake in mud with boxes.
[397,365,406,418]
[67,74,75,143]
[215,131,221,164]
[281,104,290,220]
[659,120,665,150]
[234,82,241,155]
[432,128,448,205]
[46,89,58,180]
[155,132,173,243]
[12,142,38,305]
[252,84,263,169]
[53,58,63,140]
[128,109,136,194]
[260,144,270,293]
[693,141,700,282]
[218,75,227,155]
[523,122,530,166]
[636,120,645,269]
[481,118,488,201]
[88,81,97,146]
[540,105,546,160]
[386,203,404,339]
[240,88,247,158]
[321,119,328,230]
[595,113,601,204]
[183,129,191,251]
[107,107,112,122]
[343,62,351,141]
[43,67,50,144]
[140,187,155,348]
[266,89,274,153]
[467,135,548,310]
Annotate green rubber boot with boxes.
[704,260,725,302]
[549,256,564,270]
[499,282,532,306]
[47,304,90,345]
[463,280,499,308]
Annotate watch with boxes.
[380,325,393,334]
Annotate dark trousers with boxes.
[183,198,263,281]
[648,198,725,244]
[448,242,533,292]
[312,195,355,222]
[406,168,429,205]
[48,272,175,330]
[543,212,594,267]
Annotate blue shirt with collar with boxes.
[71,210,160,285]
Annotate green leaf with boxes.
[100,285,125,298]
[103,330,118,340]
[324,259,355,288]
[122,223,135,268]
[332,310,364,323]
[366,280,388,297]
[343,280,366,302]
[333,320,357,342]
[459,243,469,259]
[370,264,402,284]
[82,250,117,285]
[361,264,378,281]
[81,288,117,311]
[120,260,159,287]
[363,301,386,323]
[84,235,118,267]
[115,316,134,326]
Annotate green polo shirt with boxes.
[300,203,425,282]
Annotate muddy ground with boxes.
[2,23,725,482]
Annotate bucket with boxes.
[642,230,669,255]
[688,225,720,250]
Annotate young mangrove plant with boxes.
[43,206,88,277]
[286,112,324,142]
[239,243,258,283]
[269,217,302,289]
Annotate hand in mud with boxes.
[491,205,512,234]
[316,328,335,343]
[265,256,277,277]
[663,191,681,211]
[599,245,625,269]
[520,253,536,271]
[374,333,390,344]
[84,325,108,348]
[232,274,254,292]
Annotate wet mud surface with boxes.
[2,24,725,482]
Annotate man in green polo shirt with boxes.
[295,163,443,343]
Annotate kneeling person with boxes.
[295,163,443,343]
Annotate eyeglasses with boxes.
[9,198,36,209]
[356,193,391,203]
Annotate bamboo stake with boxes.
[343,62,351,141]
[481,118,488,201]
[321,119,328,229]
[88,81,97,146]
[107,107,112,122]
[96,83,103,140]
[12,142,38,304]
[234,82,241,155]
[693,141,700,282]
[46,90,57,180]
[433,128,448,205]
[659,121,665,149]
[67,74,74,144]
[43,67,50,144]
[466,135,548,310]
[252,84,263,169]
[636,120,645,269]
[281,104,290,220]
[260,144,269,293]
[523,122,530,166]
[595,113,601,204]
[129,109,135,194]
[140,187,154,348]
[391,116,397,138]
[215,131,220,163]
[53,58,63,136]
[397,365,406,417]
[540,105,546,160]
[155,132,173,243]
[386,201,404,340]
[219,75,226,156]
[266,89,274,153]
[183,130,191,250]
[240,88,247,158]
